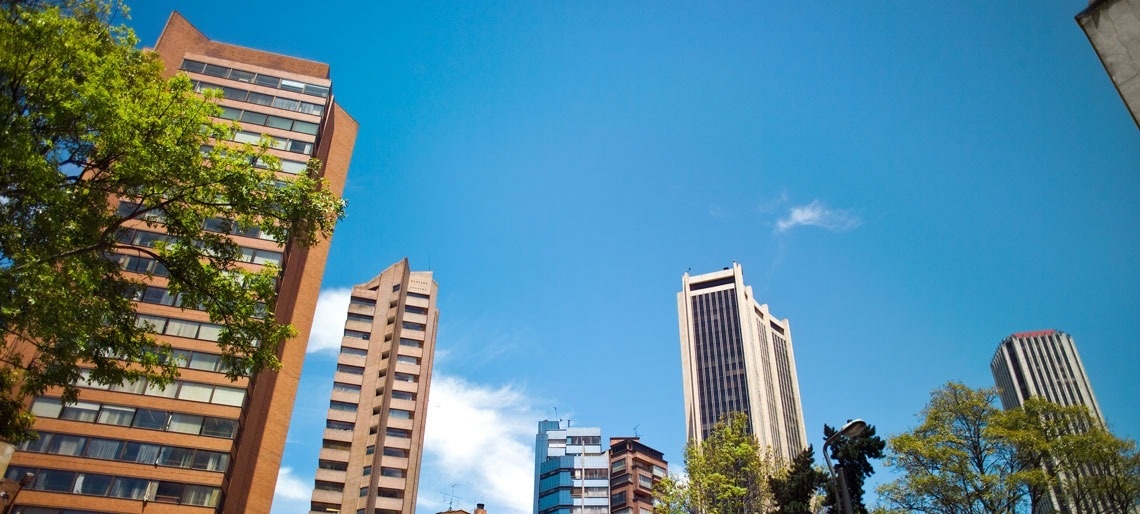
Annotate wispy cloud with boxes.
[420,374,541,514]
[306,288,351,353]
[774,200,861,233]
[271,467,311,513]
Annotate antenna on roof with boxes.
[442,483,464,511]
[633,424,640,438]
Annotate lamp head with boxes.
[839,419,867,438]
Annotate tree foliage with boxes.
[822,423,886,514]
[877,382,1140,514]
[655,412,781,514]
[990,397,1140,514]
[0,0,344,442]
[772,444,829,514]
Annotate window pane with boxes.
[132,408,168,430]
[34,469,76,492]
[202,417,237,438]
[240,111,268,125]
[212,387,245,407]
[74,472,113,496]
[299,102,324,115]
[188,353,221,372]
[288,140,313,154]
[30,397,62,418]
[60,401,99,422]
[279,160,308,174]
[192,450,230,472]
[229,69,255,83]
[84,438,123,460]
[233,131,261,144]
[247,91,274,106]
[332,382,361,394]
[144,380,177,398]
[180,59,205,73]
[46,434,85,456]
[165,318,200,338]
[110,378,147,394]
[97,405,135,426]
[252,250,282,266]
[271,97,301,111]
[279,79,305,93]
[110,477,152,499]
[158,447,195,468]
[304,84,330,97]
[197,323,222,342]
[178,382,213,402]
[183,485,221,507]
[292,120,319,135]
[168,413,204,434]
[202,64,229,77]
[122,441,161,464]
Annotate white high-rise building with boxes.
[677,263,807,462]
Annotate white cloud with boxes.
[775,200,861,233]
[306,288,351,353]
[271,466,311,514]
[420,374,541,514]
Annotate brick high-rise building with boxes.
[4,12,356,513]
[608,437,667,514]
[677,263,807,462]
[310,259,439,514]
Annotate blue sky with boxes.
[128,2,1140,513]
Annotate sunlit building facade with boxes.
[677,263,807,462]
[309,259,439,514]
[608,437,666,514]
[533,421,609,514]
[4,12,356,513]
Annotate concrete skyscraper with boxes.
[533,421,608,514]
[990,329,1107,513]
[677,263,807,462]
[1077,0,1140,128]
[310,259,439,514]
[4,12,356,513]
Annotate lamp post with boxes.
[2,472,35,514]
[822,419,867,514]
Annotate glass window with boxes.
[34,469,76,492]
[74,472,113,496]
[180,59,206,73]
[192,450,230,472]
[365,445,375,455]
[18,433,50,453]
[96,405,135,426]
[299,102,324,115]
[318,460,348,471]
[212,386,245,407]
[271,97,301,111]
[265,115,293,130]
[218,106,242,120]
[153,481,185,503]
[340,347,368,357]
[292,120,319,135]
[84,438,123,460]
[394,373,417,383]
[110,476,152,499]
[168,413,204,434]
[391,390,414,401]
[165,318,200,338]
[304,84,330,97]
[332,382,361,394]
[404,305,428,315]
[402,321,426,331]
[158,447,195,468]
[240,111,268,125]
[132,408,168,430]
[288,140,313,154]
[389,409,411,420]
[385,427,410,438]
[221,86,247,101]
[362,465,372,476]
[110,378,147,394]
[408,292,430,300]
[136,314,166,333]
[247,91,274,106]
[279,160,308,174]
[337,364,364,375]
[279,79,305,93]
[254,74,280,88]
[380,467,405,478]
[183,485,221,507]
[233,130,261,144]
[326,420,354,431]
[188,353,221,372]
[399,338,422,348]
[202,417,237,438]
[202,63,229,77]
[60,401,99,422]
[396,355,419,365]
[178,382,214,402]
[253,250,282,266]
[197,323,222,342]
[382,447,408,458]
[329,401,357,412]
[229,69,255,83]
[121,442,161,464]
[144,380,177,398]
[30,397,63,418]
[46,434,85,456]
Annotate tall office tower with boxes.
[677,263,807,462]
[990,329,1107,513]
[608,437,667,514]
[533,421,609,514]
[310,259,439,514]
[1077,0,1140,128]
[4,12,356,514]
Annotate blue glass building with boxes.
[533,420,609,514]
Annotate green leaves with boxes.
[0,0,344,442]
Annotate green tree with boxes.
[877,382,1034,514]
[772,444,829,514]
[990,397,1140,514]
[654,412,781,514]
[822,423,886,513]
[0,0,344,442]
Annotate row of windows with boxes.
[345,312,373,324]
[12,508,111,514]
[180,59,330,98]
[340,346,368,357]
[192,79,325,115]
[136,313,225,343]
[30,397,238,438]
[225,128,315,157]
[402,321,425,331]
[404,305,428,315]
[349,296,377,315]
[115,229,284,265]
[76,364,247,407]
[4,466,220,507]
[117,201,281,243]
[217,105,320,136]
[343,329,370,340]
[17,431,230,472]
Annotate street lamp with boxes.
[2,472,35,514]
[823,419,867,514]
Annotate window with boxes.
[314,481,343,492]
[178,382,213,402]
[202,417,238,438]
[349,296,377,314]
[46,434,85,456]
[346,313,373,323]
[30,397,62,418]
[121,442,160,464]
[394,373,417,383]
[132,408,168,430]
[329,401,357,412]
[408,292,430,300]
[380,468,406,478]
[382,447,408,458]
[168,413,204,434]
[343,329,370,340]
[365,445,375,455]
[182,485,221,507]
[404,305,428,315]
[35,469,76,492]
[192,450,229,472]
[212,386,245,407]
[399,338,422,348]
[326,420,354,431]
[84,438,123,460]
[402,321,425,331]
[332,382,361,394]
[389,409,412,420]
[323,439,352,452]
[158,447,194,468]
[639,474,654,489]
[188,353,221,372]
[396,355,419,365]
[340,346,368,357]
[59,401,99,422]
[362,465,372,476]
[318,460,348,471]
[74,472,113,496]
[337,364,364,375]
[391,390,414,401]
[385,427,410,438]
